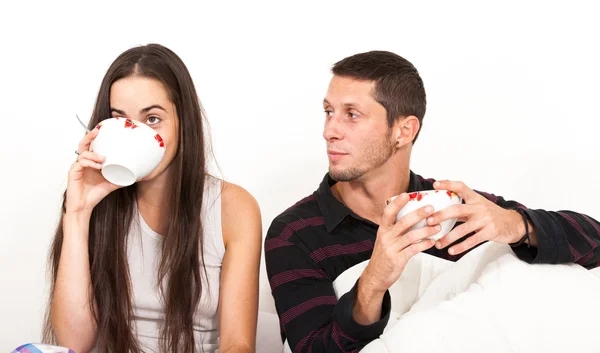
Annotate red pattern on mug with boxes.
[155,134,165,147]
[125,119,138,129]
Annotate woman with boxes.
[43,44,262,353]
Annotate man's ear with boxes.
[394,115,420,147]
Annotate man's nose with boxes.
[323,115,343,141]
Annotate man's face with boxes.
[323,75,396,182]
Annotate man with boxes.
[264,51,600,353]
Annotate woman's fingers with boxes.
[77,128,99,155]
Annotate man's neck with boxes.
[333,163,411,225]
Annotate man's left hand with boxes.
[428,180,527,255]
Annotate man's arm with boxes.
[492,197,600,269]
[471,188,600,268]
[264,219,391,353]
[428,179,600,269]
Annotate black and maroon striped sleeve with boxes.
[475,190,600,269]
[265,218,391,353]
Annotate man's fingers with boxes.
[448,229,489,255]
[381,193,409,229]
[427,204,473,227]
[400,238,436,264]
[398,225,441,249]
[391,204,435,236]
[433,180,479,203]
[435,218,485,249]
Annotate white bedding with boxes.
[331,243,600,353]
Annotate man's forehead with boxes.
[324,76,377,106]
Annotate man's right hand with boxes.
[353,193,440,325]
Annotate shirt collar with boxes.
[315,170,426,233]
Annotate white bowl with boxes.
[90,117,166,186]
[387,190,462,241]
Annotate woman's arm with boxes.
[51,211,97,353]
[218,182,262,353]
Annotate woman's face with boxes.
[109,76,179,182]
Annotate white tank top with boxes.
[126,176,224,353]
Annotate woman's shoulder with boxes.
[217,179,261,246]
[220,180,260,216]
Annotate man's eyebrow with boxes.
[342,102,361,109]
[322,99,362,109]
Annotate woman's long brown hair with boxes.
[43,44,210,353]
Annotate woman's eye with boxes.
[146,116,161,125]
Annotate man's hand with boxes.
[428,180,533,255]
[354,193,440,325]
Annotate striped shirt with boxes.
[264,171,600,353]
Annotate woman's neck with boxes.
[135,171,172,236]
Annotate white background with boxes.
[1,0,599,350]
